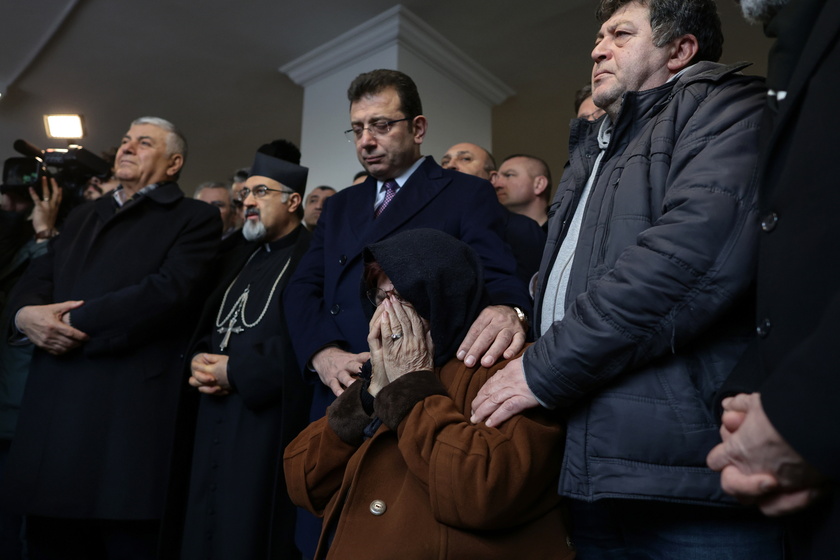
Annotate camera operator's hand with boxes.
[16,301,89,355]
[29,176,62,240]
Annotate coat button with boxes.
[760,212,778,232]
[330,304,341,316]
[756,318,772,338]
[339,255,347,265]
[369,499,386,516]
[566,535,576,551]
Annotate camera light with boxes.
[44,114,85,139]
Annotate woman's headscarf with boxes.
[363,229,489,365]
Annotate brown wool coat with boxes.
[284,352,575,560]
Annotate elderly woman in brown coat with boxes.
[284,229,574,560]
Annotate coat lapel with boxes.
[338,158,450,273]
[366,157,448,243]
[347,179,377,242]
[764,1,840,162]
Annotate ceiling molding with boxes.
[279,4,514,106]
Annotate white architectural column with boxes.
[280,5,514,191]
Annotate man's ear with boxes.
[166,154,184,178]
[533,175,549,197]
[488,170,499,185]
[287,193,303,214]
[667,34,699,73]
[412,115,427,145]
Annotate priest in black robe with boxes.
[178,147,312,559]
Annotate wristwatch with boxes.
[512,306,529,329]
[34,228,59,240]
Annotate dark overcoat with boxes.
[285,156,530,412]
[721,1,840,556]
[1,182,220,520]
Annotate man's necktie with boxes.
[375,180,398,218]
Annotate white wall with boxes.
[398,48,492,164]
[298,49,397,192]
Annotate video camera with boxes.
[1,140,111,205]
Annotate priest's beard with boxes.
[739,0,789,24]
[243,219,267,242]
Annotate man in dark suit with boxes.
[3,116,220,559]
[283,69,531,558]
[707,1,839,558]
[286,69,531,402]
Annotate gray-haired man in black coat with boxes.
[2,116,220,559]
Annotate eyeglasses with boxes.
[238,185,295,201]
[344,118,410,143]
[366,287,410,307]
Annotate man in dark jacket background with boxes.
[439,142,547,288]
[2,116,220,559]
[707,1,840,558]
[472,0,783,557]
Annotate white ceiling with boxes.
[0,0,772,193]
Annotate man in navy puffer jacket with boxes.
[472,0,785,557]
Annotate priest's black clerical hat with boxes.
[249,150,308,195]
